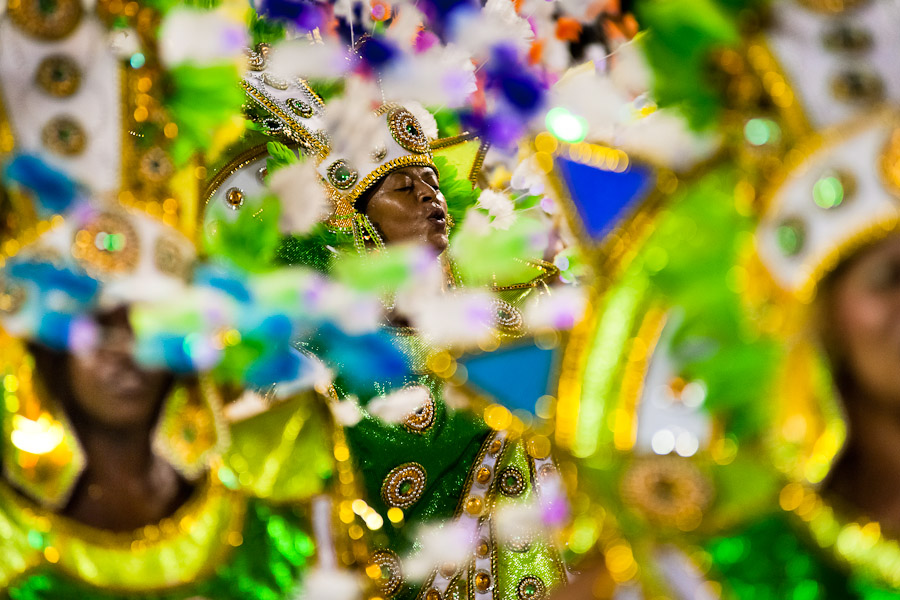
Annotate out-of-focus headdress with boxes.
[0,0,244,508]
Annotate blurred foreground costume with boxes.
[203,38,569,600]
[553,0,900,598]
[0,2,363,596]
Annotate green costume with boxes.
[203,36,568,600]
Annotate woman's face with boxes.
[825,233,900,408]
[363,166,449,253]
[65,307,172,431]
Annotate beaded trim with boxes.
[327,159,359,190]
[371,549,404,596]
[388,107,431,155]
[241,77,329,155]
[329,154,437,211]
[516,576,547,600]
[381,462,427,509]
[417,431,508,600]
[403,389,436,434]
[498,466,527,497]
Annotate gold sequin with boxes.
[35,55,81,98]
[474,570,492,593]
[381,463,427,509]
[8,0,83,40]
[464,496,483,516]
[225,187,245,210]
[489,439,503,455]
[476,538,490,558]
[41,116,86,156]
[475,466,492,485]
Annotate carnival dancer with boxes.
[0,1,366,596]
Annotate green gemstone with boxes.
[39,0,58,15]
[406,123,418,136]
[505,476,518,487]
[399,480,413,495]
[523,583,537,597]
[776,219,805,257]
[334,164,352,182]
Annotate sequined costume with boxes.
[0,2,364,597]
[549,0,900,597]
[203,39,568,600]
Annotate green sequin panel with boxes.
[7,500,317,600]
[705,513,900,600]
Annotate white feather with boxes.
[330,397,364,427]
[476,189,516,230]
[293,567,362,600]
[402,519,478,581]
[267,38,353,80]
[367,386,431,423]
[268,160,331,235]
[522,285,588,331]
[158,8,248,67]
[401,102,439,139]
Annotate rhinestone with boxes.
[476,467,492,485]
[775,218,805,257]
[426,590,442,600]
[489,439,503,455]
[225,187,244,210]
[476,539,490,558]
[465,496,483,516]
[287,97,315,119]
[8,0,83,40]
[539,464,557,479]
[474,571,492,593]
[327,159,359,190]
[439,562,457,578]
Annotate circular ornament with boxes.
[35,54,81,97]
[620,455,713,527]
[139,147,175,183]
[498,466,527,497]
[71,212,140,276]
[517,576,547,600]
[371,145,388,162]
[403,390,435,433]
[327,160,359,191]
[775,217,806,257]
[425,589,442,600]
[225,187,244,210]
[0,278,26,315]
[830,69,884,104]
[489,438,504,456]
[476,538,490,558]
[370,549,403,596]
[262,117,284,134]
[388,108,430,155]
[474,570,492,593]
[41,116,86,156]
[286,97,314,119]
[8,0,83,40]
[475,466,492,485]
[381,463,427,509]
[822,23,873,52]
[493,299,524,334]
[154,235,190,279]
[256,166,268,184]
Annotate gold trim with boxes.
[743,37,813,140]
[203,144,271,208]
[241,79,329,156]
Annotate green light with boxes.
[744,118,781,147]
[812,175,844,209]
[130,52,146,69]
[546,107,588,143]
